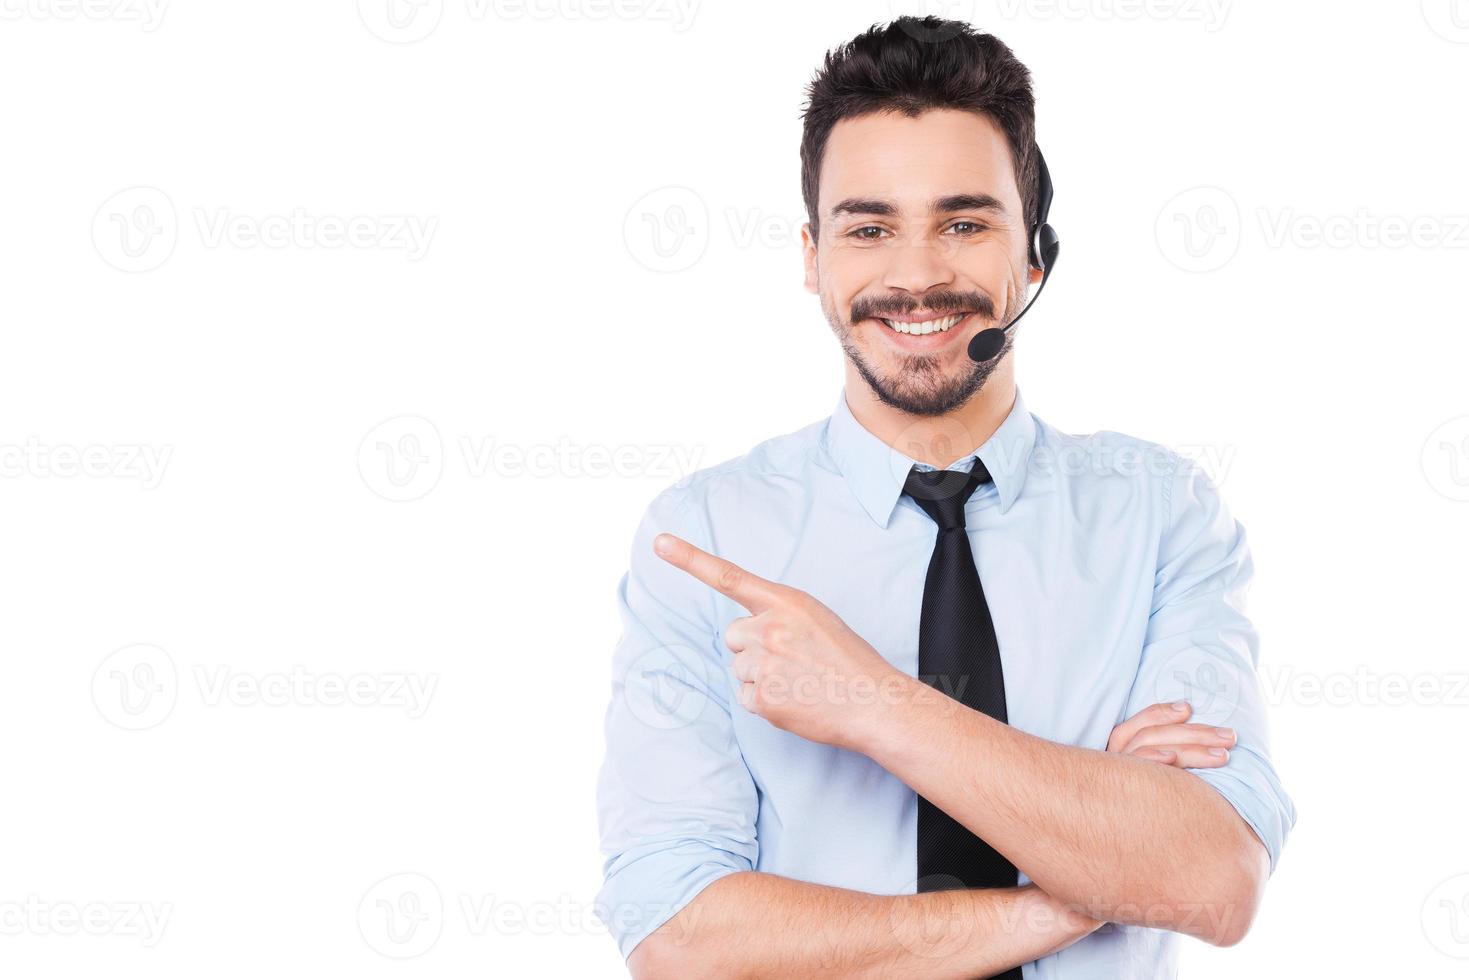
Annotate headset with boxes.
[966,147,1060,362]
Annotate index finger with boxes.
[653,532,784,614]
[1107,700,1191,752]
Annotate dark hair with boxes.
[800,16,1038,246]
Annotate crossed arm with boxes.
[624,533,1268,978]
[853,683,1269,943]
[629,871,1097,980]
[627,695,1261,980]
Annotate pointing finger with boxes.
[653,532,785,614]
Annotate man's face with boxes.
[802,108,1039,416]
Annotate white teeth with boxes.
[880,313,965,335]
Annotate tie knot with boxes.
[902,461,991,530]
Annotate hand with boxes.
[1105,701,1237,769]
[653,532,904,751]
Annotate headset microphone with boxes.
[967,148,1060,363]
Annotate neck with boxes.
[842,357,1017,469]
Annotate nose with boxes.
[881,232,957,297]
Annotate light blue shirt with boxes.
[594,385,1296,977]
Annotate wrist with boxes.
[1036,889,1106,942]
[978,886,1103,961]
[845,669,941,761]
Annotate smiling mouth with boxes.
[875,312,971,336]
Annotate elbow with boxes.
[628,931,724,980]
[1200,877,1263,948]
[625,910,718,980]
[1202,905,1254,948]
[1196,831,1270,947]
[627,932,676,980]
[620,869,752,979]
[1203,900,1258,948]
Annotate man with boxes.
[594,16,1295,979]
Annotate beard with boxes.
[822,279,1023,417]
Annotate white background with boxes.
[3,0,1467,976]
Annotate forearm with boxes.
[854,676,1266,944]
[628,870,1099,980]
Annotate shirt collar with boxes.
[825,385,1036,528]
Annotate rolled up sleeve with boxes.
[593,484,759,962]
[1126,454,1297,872]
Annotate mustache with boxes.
[851,289,996,323]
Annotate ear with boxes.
[801,222,819,294]
[1029,262,1044,285]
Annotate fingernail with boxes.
[654,534,673,556]
[1208,747,1228,758]
[1171,701,1189,712]
[1215,728,1235,740]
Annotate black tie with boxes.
[903,461,1023,980]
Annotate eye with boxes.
[946,220,989,236]
[848,225,888,241]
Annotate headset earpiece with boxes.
[968,144,1061,362]
[1028,149,1056,270]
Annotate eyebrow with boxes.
[829,193,1008,221]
